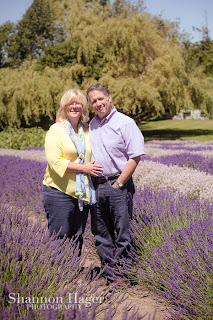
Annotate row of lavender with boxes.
[1,140,213,319]
[144,140,213,175]
[0,156,144,320]
[129,187,213,319]
[130,140,213,318]
[1,203,141,320]
[134,140,213,202]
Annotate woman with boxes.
[42,89,102,254]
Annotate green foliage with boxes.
[0,22,14,67]
[99,0,110,6]
[0,61,78,128]
[35,41,78,70]
[5,0,63,67]
[94,75,163,120]
[0,0,213,127]
[184,39,213,76]
[0,127,46,149]
[188,75,213,118]
[1,119,213,151]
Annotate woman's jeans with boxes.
[42,185,89,255]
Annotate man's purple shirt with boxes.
[89,106,145,176]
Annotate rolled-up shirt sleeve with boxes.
[122,119,145,158]
[45,128,70,178]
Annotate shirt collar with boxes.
[95,106,117,124]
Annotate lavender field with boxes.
[1,140,213,319]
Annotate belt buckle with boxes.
[100,176,108,183]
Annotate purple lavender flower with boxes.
[0,203,148,320]
[142,153,213,175]
[0,156,46,214]
[127,186,213,319]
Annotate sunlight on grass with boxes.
[138,120,213,142]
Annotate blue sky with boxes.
[0,0,213,42]
[144,0,213,42]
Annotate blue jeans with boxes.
[42,185,89,254]
[90,178,135,279]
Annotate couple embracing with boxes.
[42,83,144,283]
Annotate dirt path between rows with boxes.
[83,252,171,320]
[1,148,172,319]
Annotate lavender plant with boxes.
[144,140,213,160]
[0,155,97,251]
[145,140,213,151]
[128,186,213,319]
[2,141,213,319]
[134,160,213,202]
[0,155,149,319]
[0,202,85,315]
[142,153,213,175]
[0,203,146,320]
[0,156,46,214]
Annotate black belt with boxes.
[92,173,121,184]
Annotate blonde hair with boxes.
[56,89,89,124]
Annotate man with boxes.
[87,83,144,282]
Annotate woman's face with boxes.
[65,98,83,122]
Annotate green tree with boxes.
[6,0,63,66]
[99,0,110,6]
[35,41,78,70]
[183,38,213,77]
[0,61,79,128]
[1,0,213,127]
[0,22,14,67]
[197,40,213,76]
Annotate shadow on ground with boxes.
[141,128,213,141]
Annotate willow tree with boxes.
[1,0,213,128]
[77,12,191,119]
[0,61,79,128]
[187,67,213,118]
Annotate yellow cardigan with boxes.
[43,123,92,198]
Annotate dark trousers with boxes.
[90,178,135,279]
[42,185,89,255]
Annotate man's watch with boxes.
[115,180,124,188]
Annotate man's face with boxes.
[88,90,112,120]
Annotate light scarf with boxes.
[66,119,96,210]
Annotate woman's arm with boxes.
[45,125,102,177]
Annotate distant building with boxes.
[173,109,209,120]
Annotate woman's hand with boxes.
[82,161,103,176]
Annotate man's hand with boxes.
[111,182,120,189]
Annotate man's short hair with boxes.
[86,83,111,102]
